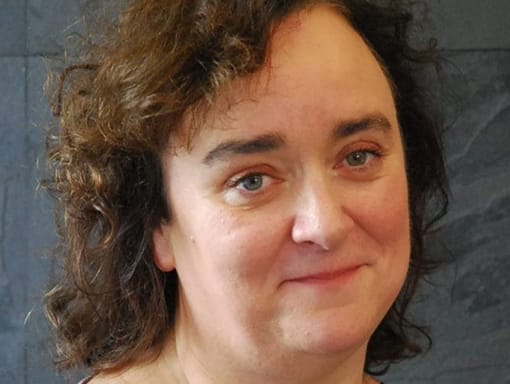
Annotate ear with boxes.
[152,223,176,272]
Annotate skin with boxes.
[91,4,409,384]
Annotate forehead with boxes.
[268,5,391,97]
[174,4,395,149]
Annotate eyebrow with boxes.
[332,114,392,140]
[202,133,285,165]
[202,113,393,165]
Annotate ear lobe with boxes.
[152,223,176,272]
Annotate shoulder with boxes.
[79,367,177,384]
[79,376,122,384]
[80,376,123,384]
[80,375,131,384]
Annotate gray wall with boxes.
[0,1,508,383]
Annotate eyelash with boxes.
[227,173,271,192]
[340,147,384,170]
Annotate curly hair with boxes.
[44,0,448,376]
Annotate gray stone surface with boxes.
[24,56,61,384]
[415,0,510,50]
[1,1,509,383]
[27,0,81,55]
[0,330,25,383]
[0,57,29,382]
[0,57,27,317]
[0,0,26,56]
[1,3,78,382]
[382,51,510,383]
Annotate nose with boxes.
[291,176,354,251]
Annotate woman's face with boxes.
[153,4,410,373]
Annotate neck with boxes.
[154,327,373,384]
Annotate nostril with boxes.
[291,209,351,251]
[290,178,354,250]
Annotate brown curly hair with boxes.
[44,0,448,376]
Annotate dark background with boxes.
[0,0,509,383]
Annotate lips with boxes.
[284,264,364,284]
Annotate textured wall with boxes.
[381,1,510,382]
[0,1,508,383]
[0,2,82,383]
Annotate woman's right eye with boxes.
[230,173,267,192]
[223,171,281,206]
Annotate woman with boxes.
[45,1,448,383]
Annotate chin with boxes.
[280,306,379,356]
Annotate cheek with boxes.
[376,188,409,250]
[178,201,286,285]
[352,172,411,313]
[212,211,287,279]
[352,170,410,269]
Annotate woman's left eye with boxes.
[343,149,380,168]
